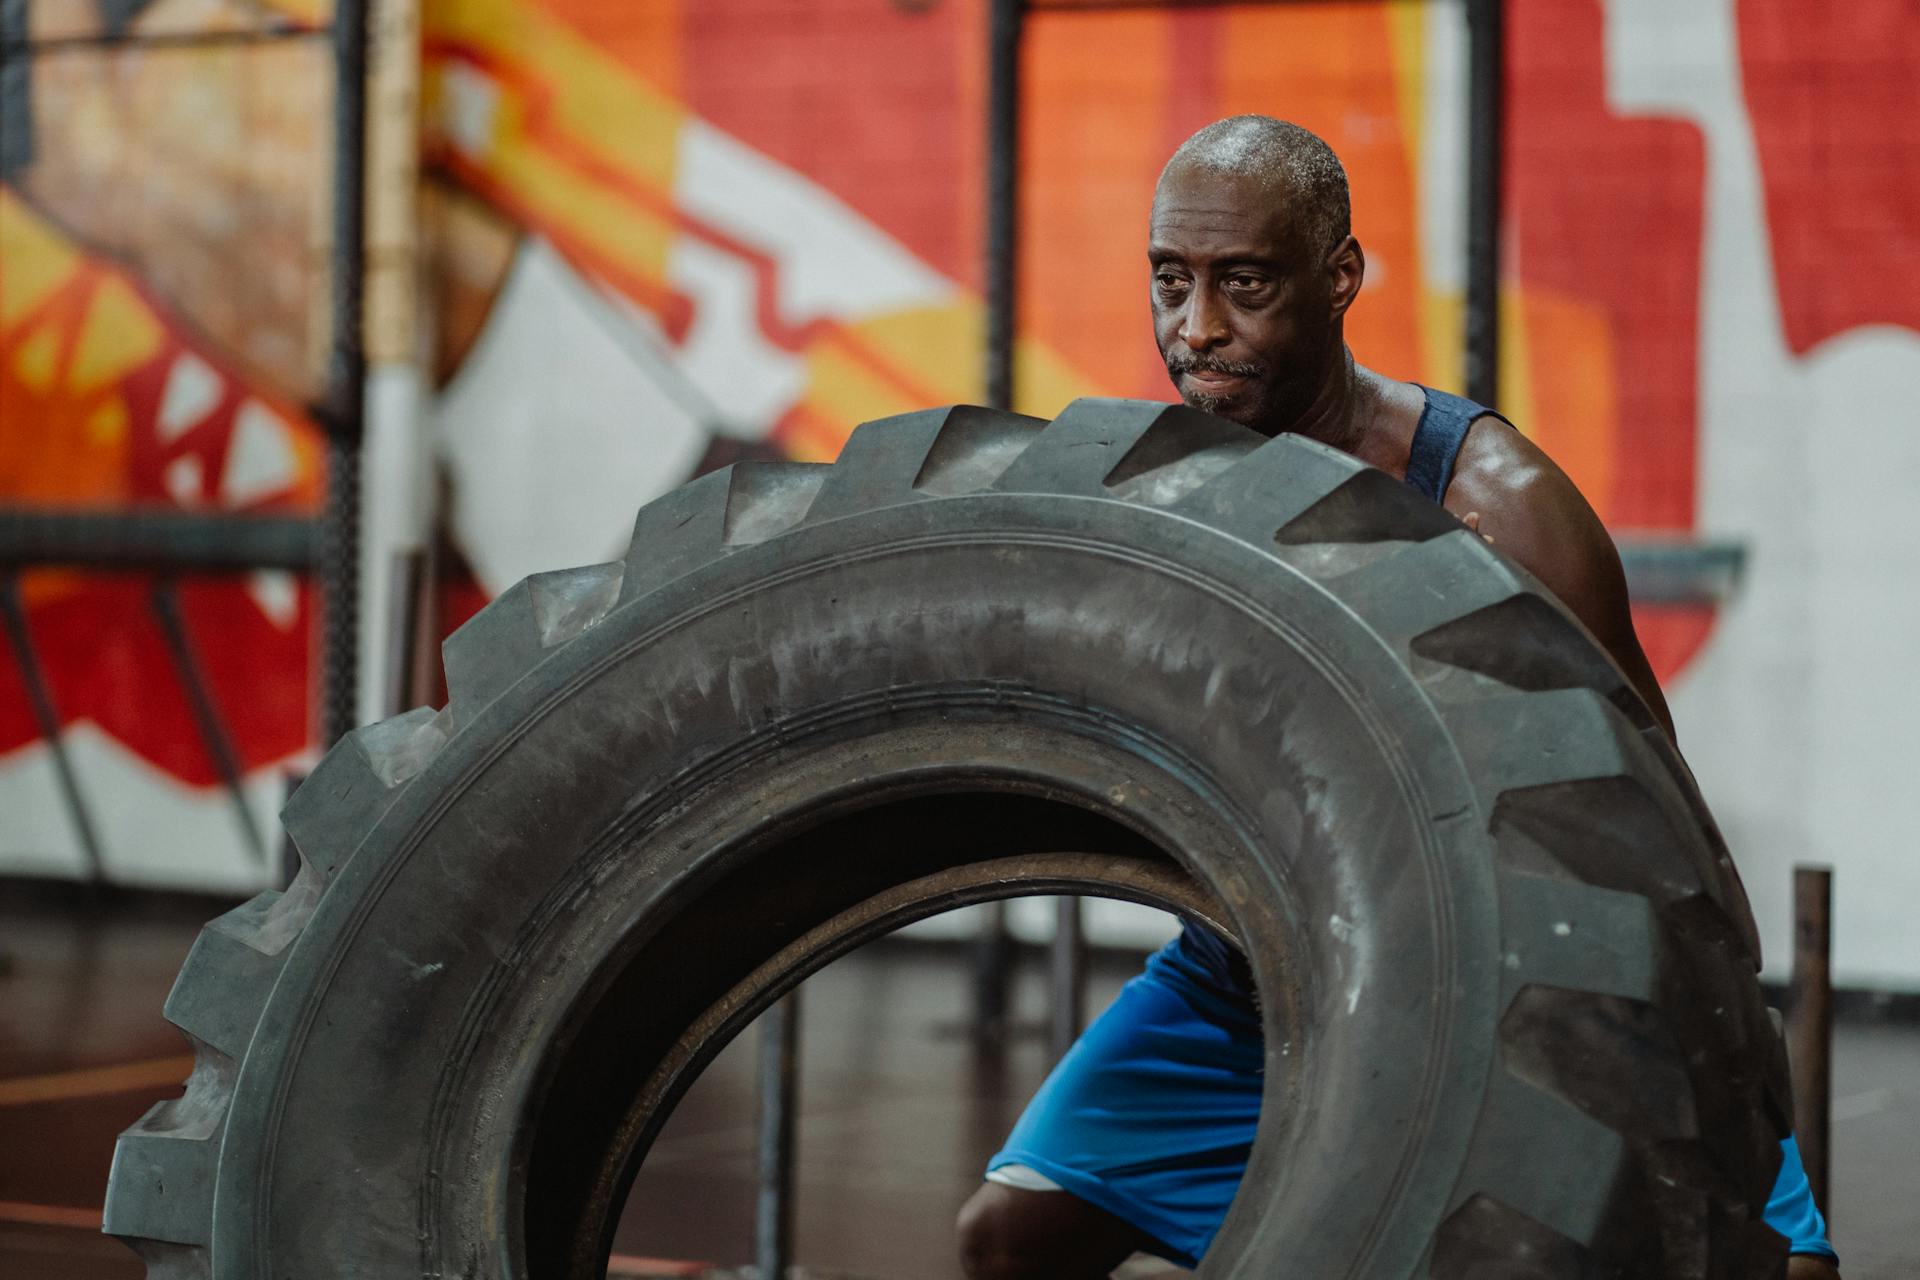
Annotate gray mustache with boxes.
[1167,356,1265,378]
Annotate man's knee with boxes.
[956,1183,1040,1280]
[955,1181,1149,1280]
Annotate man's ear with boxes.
[1328,235,1364,320]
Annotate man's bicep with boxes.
[1445,435,1676,741]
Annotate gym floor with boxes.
[2,886,1914,1280]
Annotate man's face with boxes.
[1149,163,1338,435]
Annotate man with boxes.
[954,116,1840,1280]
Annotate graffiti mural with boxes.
[3,0,1918,984]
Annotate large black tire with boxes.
[105,398,1791,1279]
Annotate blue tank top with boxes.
[1170,384,1507,998]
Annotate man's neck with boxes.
[1278,344,1369,454]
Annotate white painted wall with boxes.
[1606,0,1920,988]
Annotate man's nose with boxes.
[1180,289,1228,350]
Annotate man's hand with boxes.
[1789,1256,1842,1279]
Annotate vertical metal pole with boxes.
[382,546,426,717]
[1049,896,1087,1062]
[0,576,106,882]
[755,991,801,1280]
[1786,864,1833,1219]
[1464,0,1504,407]
[320,0,371,748]
[985,0,1022,412]
[973,0,1025,1042]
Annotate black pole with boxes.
[1464,0,1503,407]
[0,509,319,572]
[383,547,426,717]
[1049,896,1087,1062]
[973,0,1025,1044]
[985,0,1022,411]
[319,0,370,748]
[0,576,106,882]
[755,991,801,1280]
[149,580,268,865]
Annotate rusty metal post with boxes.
[755,990,801,1280]
[1049,896,1087,1062]
[1785,864,1833,1217]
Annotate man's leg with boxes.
[955,1183,1163,1280]
[956,939,1263,1277]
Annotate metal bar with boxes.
[971,899,1015,1045]
[0,509,319,572]
[755,990,801,1280]
[1049,896,1088,1061]
[1615,537,1748,606]
[1464,0,1503,406]
[382,547,426,717]
[0,576,107,882]
[971,0,1026,1044]
[1785,864,1834,1219]
[985,0,1022,412]
[1026,0,1379,9]
[149,580,268,866]
[0,0,32,178]
[1,24,328,58]
[318,0,371,747]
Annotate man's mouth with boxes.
[1168,359,1264,399]
[1181,369,1248,391]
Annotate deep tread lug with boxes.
[803,406,1025,521]
[1499,985,1698,1141]
[913,405,1048,496]
[1100,406,1258,506]
[617,465,734,606]
[161,898,291,1061]
[1449,1068,1630,1252]
[444,561,623,729]
[527,562,625,648]
[1442,688,1637,803]
[721,461,832,545]
[1409,578,1650,732]
[1431,1193,1615,1280]
[280,707,444,884]
[1171,432,1367,543]
[105,1127,218,1246]
[103,1044,234,1249]
[1274,462,1463,546]
[1496,869,1658,1005]
[990,398,1224,496]
[1328,531,1524,650]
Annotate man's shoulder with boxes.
[1443,415,1622,632]
[1446,411,1581,524]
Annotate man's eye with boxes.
[1154,274,1187,291]
[1227,275,1264,290]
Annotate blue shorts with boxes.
[987,934,1837,1268]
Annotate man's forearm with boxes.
[1789,1255,1841,1279]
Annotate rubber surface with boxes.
[103,398,1792,1279]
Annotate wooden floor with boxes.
[1,885,1914,1278]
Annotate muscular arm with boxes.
[1442,420,1677,743]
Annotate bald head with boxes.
[1157,116,1351,260]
